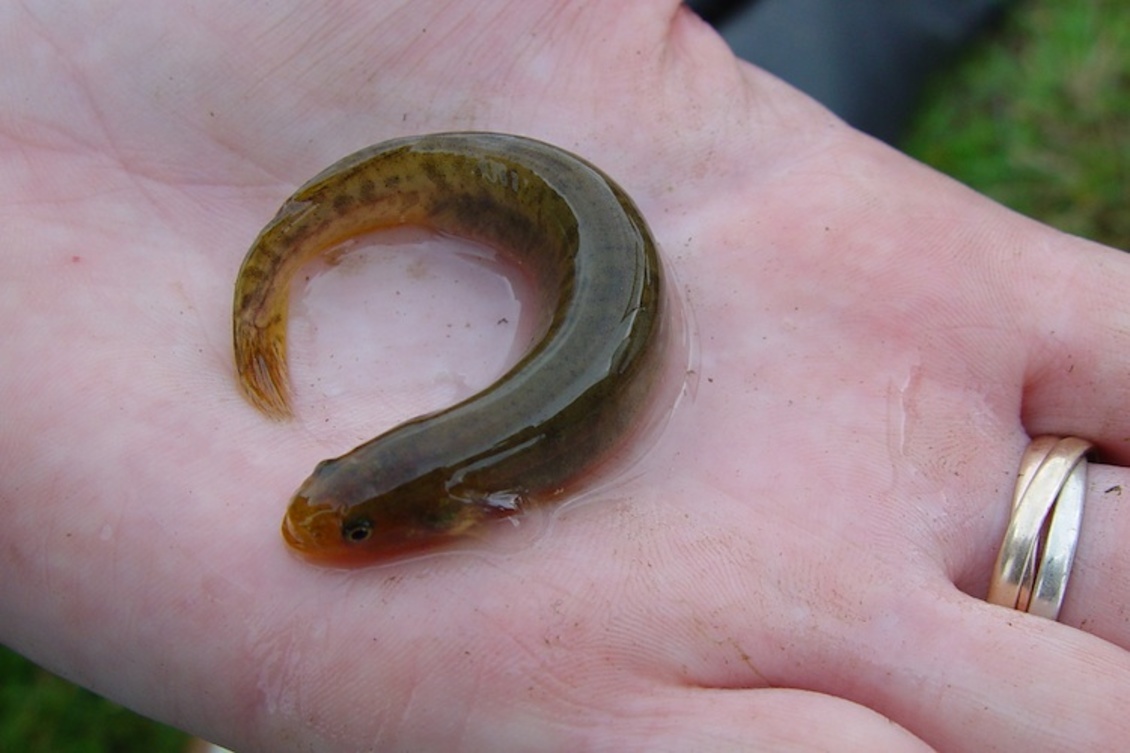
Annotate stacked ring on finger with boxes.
[988,436,1093,621]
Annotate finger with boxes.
[604,687,933,752]
[960,442,1130,651]
[864,587,1130,752]
[972,216,1130,647]
[1053,463,1130,646]
[1015,231,1130,462]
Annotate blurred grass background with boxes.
[903,0,1129,250]
[2,1,1127,750]
[0,647,189,752]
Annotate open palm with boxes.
[3,2,1130,751]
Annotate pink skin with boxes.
[3,2,1130,750]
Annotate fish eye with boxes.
[342,519,373,543]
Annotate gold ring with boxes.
[988,436,1092,620]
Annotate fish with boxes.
[232,132,665,563]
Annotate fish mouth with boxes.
[281,495,345,555]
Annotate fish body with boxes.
[233,132,664,562]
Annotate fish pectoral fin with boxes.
[446,483,527,514]
[482,490,525,512]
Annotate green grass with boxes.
[902,0,1130,250]
[2,1,1127,750]
[0,646,189,752]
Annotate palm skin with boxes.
[2,2,1129,750]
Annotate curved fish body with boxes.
[233,132,664,563]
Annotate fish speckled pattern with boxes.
[233,132,665,563]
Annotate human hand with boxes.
[2,2,1129,750]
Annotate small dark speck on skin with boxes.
[1105,485,1122,495]
[70,255,81,263]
